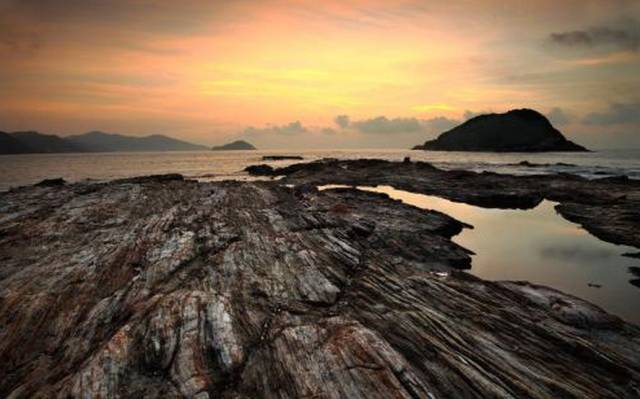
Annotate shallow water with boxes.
[321,184,640,324]
[1,148,639,191]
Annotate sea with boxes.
[1,148,639,191]
[1,148,640,323]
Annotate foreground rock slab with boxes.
[1,176,640,398]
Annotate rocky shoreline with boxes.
[1,162,640,398]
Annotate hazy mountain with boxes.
[413,109,588,152]
[67,131,208,152]
[0,130,208,154]
[0,131,82,154]
[0,132,29,154]
[211,140,257,151]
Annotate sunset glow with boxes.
[1,0,639,148]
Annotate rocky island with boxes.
[413,109,588,152]
[1,160,639,398]
[211,140,257,151]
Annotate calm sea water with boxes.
[2,149,639,323]
[355,186,640,324]
[0,148,639,191]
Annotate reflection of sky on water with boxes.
[352,185,640,325]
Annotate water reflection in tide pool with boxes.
[321,184,640,324]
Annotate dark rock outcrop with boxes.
[1,172,640,398]
[34,178,66,187]
[244,164,274,175]
[261,155,303,161]
[413,109,588,152]
[211,140,256,151]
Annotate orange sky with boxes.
[1,0,639,148]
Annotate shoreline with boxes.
[1,162,640,397]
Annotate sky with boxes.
[1,0,639,149]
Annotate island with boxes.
[1,159,639,398]
[211,140,256,151]
[0,130,208,154]
[413,108,589,152]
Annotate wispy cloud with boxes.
[550,20,640,52]
[583,102,640,125]
[242,121,307,136]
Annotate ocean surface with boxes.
[1,148,639,191]
[1,148,640,323]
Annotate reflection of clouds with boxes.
[540,245,615,262]
[359,185,480,222]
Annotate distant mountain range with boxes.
[211,140,257,151]
[0,131,208,154]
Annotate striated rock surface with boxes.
[1,174,640,398]
[413,109,588,152]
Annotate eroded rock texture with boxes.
[1,176,640,398]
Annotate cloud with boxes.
[242,121,307,136]
[332,115,459,135]
[351,116,423,134]
[334,115,350,129]
[583,103,640,125]
[546,107,571,126]
[421,116,459,132]
[549,20,640,52]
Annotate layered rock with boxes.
[1,174,639,398]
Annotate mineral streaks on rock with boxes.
[1,177,640,398]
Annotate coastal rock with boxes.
[1,175,640,398]
[413,109,588,152]
[259,158,640,249]
[261,155,304,161]
[244,164,274,175]
[34,178,66,187]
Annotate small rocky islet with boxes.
[413,109,588,152]
[1,158,640,398]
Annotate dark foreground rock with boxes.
[413,109,588,152]
[1,174,640,398]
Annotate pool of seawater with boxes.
[319,184,640,325]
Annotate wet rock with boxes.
[244,164,274,175]
[34,177,66,187]
[262,155,304,161]
[1,176,640,398]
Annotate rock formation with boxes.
[413,109,588,152]
[1,168,640,398]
